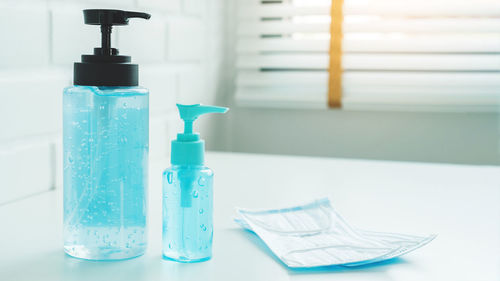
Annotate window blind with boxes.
[235,0,500,111]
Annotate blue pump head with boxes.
[171,104,228,166]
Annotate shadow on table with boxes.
[3,248,216,281]
[238,228,409,275]
[1,250,151,281]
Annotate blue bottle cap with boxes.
[171,104,228,166]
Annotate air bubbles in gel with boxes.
[198,177,206,187]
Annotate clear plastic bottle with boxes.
[62,9,151,260]
[162,165,213,262]
[162,104,228,262]
[63,86,149,260]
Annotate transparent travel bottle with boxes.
[162,104,228,262]
[63,9,151,260]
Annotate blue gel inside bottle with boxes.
[162,165,213,262]
[63,86,149,260]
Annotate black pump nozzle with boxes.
[74,9,151,87]
[83,9,151,56]
[83,9,151,26]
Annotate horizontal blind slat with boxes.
[343,35,500,53]
[238,71,500,87]
[238,18,500,35]
[237,54,329,69]
[237,54,500,71]
[238,1,500,18]
[237,71,329,86]
[344,0,500,16]
[237,38,329,52]
[236,88,327,106]
[342,101,498,112]
[238,86,328,96]
[343,54,500,71]
[237,35,500,53]
[238,22,330,35]
[238,4,330,19]
[343,94,500,106]
[343,72,500,86]
[344,86,500,96]
[344,18,500,33]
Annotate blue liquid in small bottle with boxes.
[63,86,149,260]
[162,165,213,262]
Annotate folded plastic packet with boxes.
[235,198,436,268]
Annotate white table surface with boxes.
[1,152,499,281]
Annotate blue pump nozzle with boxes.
[177,104,228,135]
[172,104,229,208]
[171,104,229,166]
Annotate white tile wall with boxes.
[0,0,224,205]
[137,0,181,12]
[183,0,205,16]
[166,17,205,61]
[0,6,50,68]
[117,14,167,64]
[86,0,136,6]
[0,142,53,205]
[141,65,178,114]
[150,116,169,160]
[0,70,68,141]
[178,67,208,103]
[54,137,63,190]
[51,8,101,65]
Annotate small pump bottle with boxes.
[63,9,151,260]
[162,104,228,262]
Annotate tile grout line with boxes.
[50,142,57,190]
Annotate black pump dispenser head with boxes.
[74,9,151,86]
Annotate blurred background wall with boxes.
[0,0,498,205]
[216,108,499,165]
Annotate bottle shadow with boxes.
[1,250,150,281]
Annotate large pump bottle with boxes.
[63,9,151,260]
